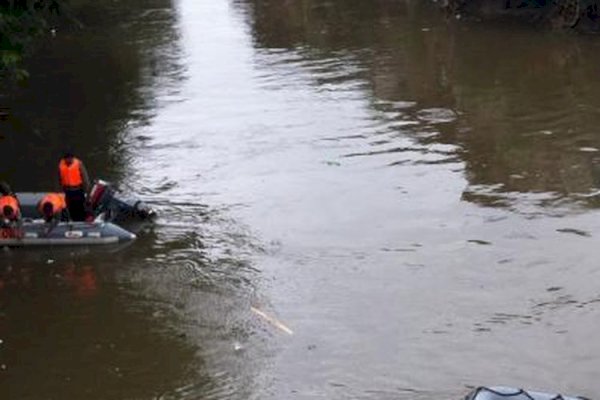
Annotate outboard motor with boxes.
[89,180,156,222]
[107,196,156,222]
[89,180,114,211]
[132,200,156,219]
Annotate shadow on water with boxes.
[0,0,185,190]
[0,258,203,400]
[240,0,600,215]
[1,0,268,398]
[0,198,266,398]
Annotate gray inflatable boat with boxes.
[0,180,155,247]
[466,386,589,400]
[0,220,136,246]
[16,179,156,223]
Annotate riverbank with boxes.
[0,1,83,81]
[441,0,600,31]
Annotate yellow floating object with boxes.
[251,306,294,335]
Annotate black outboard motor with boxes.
[89,180,156,222]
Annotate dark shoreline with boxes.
[439,0,600,31]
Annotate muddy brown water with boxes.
[2,1,600,399]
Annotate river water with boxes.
[2,0,600,398]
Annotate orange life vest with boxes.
[0,195,20,220]
[59,158,83,188]
[38,192,67,215]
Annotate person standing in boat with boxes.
[58,151,90,221]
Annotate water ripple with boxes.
[416,107,458,124]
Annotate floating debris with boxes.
[251,306,294,335]
[416,108,457,124]
[390,101,417,109]
[381,247,416,253]
[556,228,591,237]
[579,147,599,153]
[468,239,492,246]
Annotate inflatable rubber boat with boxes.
[17,179,156,223]
[0,180,155,247]
[466,386,589,400]
[0,220,135,246]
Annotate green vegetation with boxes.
[0,1,67,80]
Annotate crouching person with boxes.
[38,193,69,237]
[0,192,22,239]
[38,193,68,223]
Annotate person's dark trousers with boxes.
[64,188,86,221]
